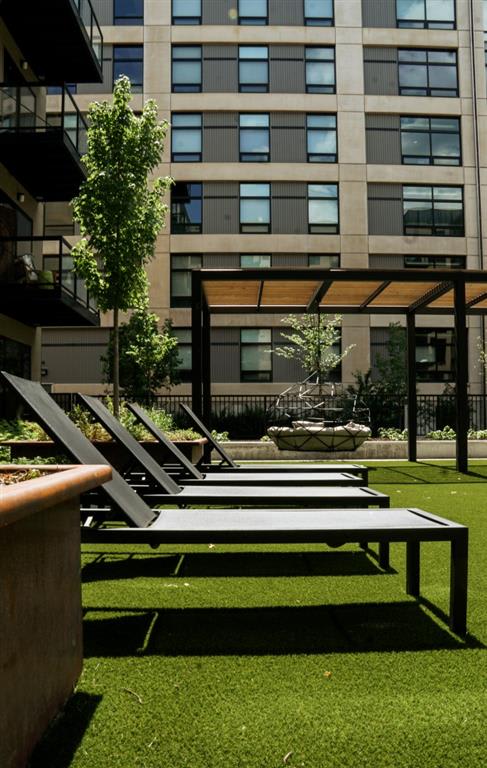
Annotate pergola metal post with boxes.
[202,301,212,463]
[454,276,469,472]
[407,313,417,462]
[191,269,203,416]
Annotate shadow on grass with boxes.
[82,602,479,657]
[29,692,102,768]
[82,550,386,582]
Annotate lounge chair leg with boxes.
[406,541,420,597]
[378,542,389,569]
[450,531,468,636]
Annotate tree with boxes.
[273,313,354,384]
[71,75,172,416]
[374,322,407,398]
[102,304,181,401]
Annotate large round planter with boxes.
[2,437,207,465]
[0,464,111,768]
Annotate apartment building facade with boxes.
[0,0,103,413]
[41,0,487,396]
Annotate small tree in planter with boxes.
[71,75,172,416]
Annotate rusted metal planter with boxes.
[3,438,207,465]
[0,463,111,768]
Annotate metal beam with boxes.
[454,277,468,473]
[467,290,487,309]
[191,270,203,417]
[202,301,212,464]
[306,279,332,312]
[360,280,390,310]
[408,281,453,314]
[256,280,264,311]
[407,313,417,463]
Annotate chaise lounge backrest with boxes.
[0,372,156,528]
[180,403,238,468]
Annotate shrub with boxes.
[378,427,408,441]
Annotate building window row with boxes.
[172,0,334,26]
[368,184,464,237]
[171,112,337,164]
[171,46,335,94]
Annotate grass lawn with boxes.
[32,461,487,768]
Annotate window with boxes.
[239,0,267,24]
[114,0,143,25]
[171,183,202,234]
[416,328,455,382]
[401,116,461,165]
[172,0,201,24]
[304,0,334,25]
[240,254,271,267]
[305,48,335,94]
[404,255,465,268]
[307,114,337,162]
[239,47,269,93]
[308,184,339,233]
[396,0,455,29]
[240,184,270,233]
[113,46,143,91]
[171,254,202,307]
[174,329,192,382]
[403,186,464,237]
[308,254,340,267]
[398,49,458,97]
[172,46,202,92]
[239,114,270,161]
[171,114,202,161]
[240,329,272,382]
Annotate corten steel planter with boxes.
[0,463,111,768]
[3,437,207,465]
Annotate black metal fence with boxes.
[49,392,487,438]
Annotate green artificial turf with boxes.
[31,461,487,768]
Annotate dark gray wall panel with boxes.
[272,183,307,234]
[369,254,403,268]
[203,182,239,234]
[211,328,240,382]
[91,0,113,25]
[42,328,109,384]
[272,329,307,382]
[203,112,238,161]
[202,0,237,24]
[203,45,238,92]
[271,112,306,162]
[203,253,240,268]
[270,45,304,93]
[365,114,401,164]
[269,0,304,25]
[272,253,307,266]
[364,47,398,95]
[78,47,112,93]
[368,183,403,235]
[362,0,396,28]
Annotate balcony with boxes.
[0,0,103,83]
[0,84,88,201]
[0,236,99,326]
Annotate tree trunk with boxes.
[113,305,120,419]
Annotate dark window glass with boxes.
[403,185,464,237]
[239,114,269,161]
[240,183,270,233]
[171,183,202,234]
[171,113,202,161]
[239,47,268,92]
[305,47,335,93]
[173,328,192,381]
[401,116,461,165]
[113,46,143,91]
[396,0,455,29]
[415,328,455,381]
[404,254,465,268]
[240,254,271,267]
[304,0,334,26]
[0,335,31,416]
[240,328,272,382]
[114,0,143,25]
[239,0,267,25]
[398,49,458,97]
[306,114,337,162]
[308,184,339,233]
[172,0,201,24]
[171,254,202,307]
[172,46,202,92]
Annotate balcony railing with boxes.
[72,0,103,71]
[0,83,88,156]
[0,236,97,316]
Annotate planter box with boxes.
[3,438,207,466]
[0,464,111,768]
[217,440,487,461]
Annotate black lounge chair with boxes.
[78,394,385,507]
[0,373,389,519]
[180,403,369,483]
[126,402,365,487]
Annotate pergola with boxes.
[191,267,487,472]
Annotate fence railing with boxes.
[49,392,487,439]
